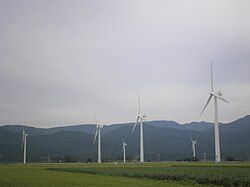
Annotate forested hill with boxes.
[0,115,249,162]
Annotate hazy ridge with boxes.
[0,115,249,162]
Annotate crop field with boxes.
[0,162,250,187]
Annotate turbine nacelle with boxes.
[209,91,229,103]
[138,114,146,119]
[200,91,229,118]
[96,124,103,129]
[132,114,147,133]
[191,138,197,144]
[210,91,223,97]
[217,91,222,96]
[93,121,103,144]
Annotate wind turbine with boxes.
[122,139,127,163]
[199,61,229,163]
[132,94,146,163]
[93,116,103,163]
[191,138,197,158]
[22,128,28,164]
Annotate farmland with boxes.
[0,162,250,187]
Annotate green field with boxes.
[0,162,250,187]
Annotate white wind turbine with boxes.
[191,138,197,158]
[122,139,127,163]
[22,128,28,164]
[132,94,146,163]
[93,116,103,163]
[199,62,229,163]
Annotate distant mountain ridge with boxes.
[1,119,214,136]
[0,115,249,162]
[147,120,213,132]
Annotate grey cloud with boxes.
[0,0,249,127]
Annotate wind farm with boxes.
[1,0,250,187]
[0,74,249,187]
[1,95,250,186]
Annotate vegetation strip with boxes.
[171,164,250,168]
[48,165,250,187]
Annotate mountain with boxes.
[147,120,213,132]
[220,115,250,134]
[1,123,131,136]
[0,115,249,162]
[0,128,21,162]
[1,125,48,136]
[103,124,214,161]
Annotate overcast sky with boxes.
[0,0,249,127]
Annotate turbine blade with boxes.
[93,128,98,144]
[199,94,213,118]
[215,95,229,103]
[138,93,141,115]
[131,123,137,133]
[121,138,124,144]
[211,60,214,92]
[94,115,98,125]
[131,116,139,133]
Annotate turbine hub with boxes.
[217,91,222,96]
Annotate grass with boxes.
[48,162,250,187]
[0,163,210,187]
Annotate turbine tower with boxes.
[191,138,197,158]
[22,128,28,164]
[122,139,127,163]
[199,61,229,163]
[132,94,146,163]
[93,116,103,163]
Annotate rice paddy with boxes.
[1,162,250,187]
